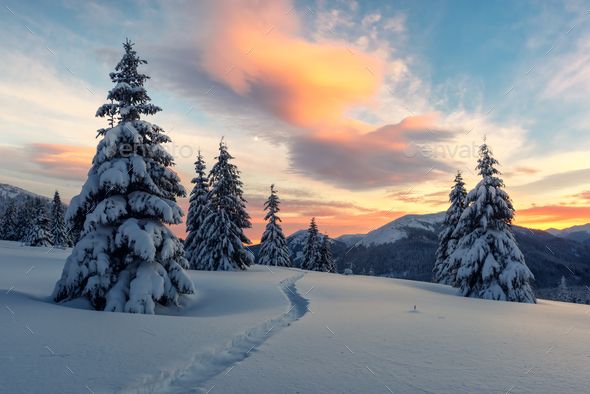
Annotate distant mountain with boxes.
[0,183,49,202]
[336,233,364,247]
[337,212,445,247]
[232,204,590,298]
[0,183,52,214]
[333,213,590,290]
[547,224,590,246]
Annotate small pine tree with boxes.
[433,171,467,285]
[24,206,53,247]
[451,142,536,303]
[53,40,194,313]
[258,185,291,267]
[196,139,253,270]
[314,234,335,272]
[302,217,321,270]
[50,191,70,248]
[0,200,18,240]
[184,151,209,269]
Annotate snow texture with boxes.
[1,241,588,393]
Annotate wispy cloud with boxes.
[513,168,590,194]
[28,143,94,181]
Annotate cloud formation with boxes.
[138,1,465,191]
[289,116,455,188]
[196,0,383,129]
[513,168,590,194]
[29,143,94,181]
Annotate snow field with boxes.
[1,242,589,393]
[0,242,300,394]
[205,273,590,394]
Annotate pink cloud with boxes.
[29,143,94,181]
[197,0,383,129]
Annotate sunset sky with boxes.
[1,0,590,241]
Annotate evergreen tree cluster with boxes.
[185,140,254,271]
[301,218,335,272]
[433,141,536,303]
[0,191,71,248]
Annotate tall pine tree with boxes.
[23,206,53,247]
[53,40,194,313]
[302,217,321,270]
[184,151,209,269]
[196,139,253,270]
[433,171,467,285]
[451,142,536,303]
[258,185,291,267]
[51,191,70,248]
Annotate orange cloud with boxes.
[515,205,590,229]
[198,0,383,129]
[29,143,94,181]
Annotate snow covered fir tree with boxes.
[23,206,52,247]
[195,139,253,270]
[302,217,321,270]
[51,191,70,248]
[315,234,336,273]
[258,184,291,267]
[184,151,209,269]
[432,171,466,285]
[52,40,194,313]
[450,141,536,303]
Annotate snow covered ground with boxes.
[1,241,589,393]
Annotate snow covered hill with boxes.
[547,223,590,236]
[0,183,52,210]
[337,212,445,247]
[330,213,590,293]
[1,241,588,393]
[0,183,44,200]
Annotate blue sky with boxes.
[1,0,590,237]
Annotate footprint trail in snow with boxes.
[124,272,308,394]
